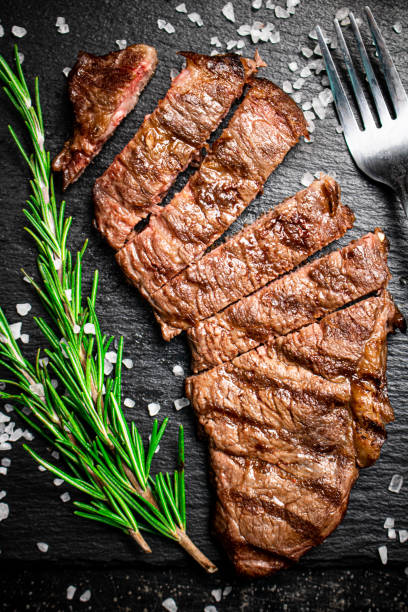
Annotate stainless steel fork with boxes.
[317,6,408,218]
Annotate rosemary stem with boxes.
[128,528,152,554]
[176,528,218,574]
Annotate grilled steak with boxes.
[115,78,308,297]
[94,52,264,249]
[188,229,391,372]
[186,292,404,576]
[53,45,158,190]
[148,176,354,340]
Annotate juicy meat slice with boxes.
[115,78,308,296]
[94,52,264,250]
[52,45,158,190]
[188,229,391,372]
[186,292,403,576]
[148,175,354,340]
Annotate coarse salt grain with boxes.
[79,589,91,603]
[104,360,113,376]
[188,12,203,26]
[174,397,190,411]
[226,40,237,50]
[0,414,10,424]
[0,491,6,500]
[0,25,4,38]
[162,598,177,612]
[164,23,176,34]
[37,542,48,553]
[301,172,314,187]
[52,450,60,460]
[388,528,397,539]
[336,125,343,134]
[38,465,46,472]
[1,458,10,468]
[29,383,44,397]
[335,7,350,21]
[84,323,95,335]
[269,31,280,44]
[123,358,133,369]
[223,586,232,597]
[302,100,312,111]
[124,398,135,408]
[222,2,235,22]
[210,36,222,47]
[236,40,245,49]
[292,92,302,103]
[288,61,298,72]
[0,503,9,522]
[340,17,350,26]
[252,0,262,9]
[237,24,251,36]
[211,589,222,602]
[148,402,161,417]
[66,585,76,600]
[10,322,22,340]
[18,53,24,64]
[389,474,403,493]
[21,334,29,344]
[53,478,64,487]
[57,23,69,34]
[300,66,312,78]
[378,545,387,565]
[321,74,330,86]
[393,22,402,34]
[23,430,34,441]
[282,81,293,94]
[116,39,127,49]
[204,607,217,612]
[313,44,323,57]
[0,467,7,476]
[105,351,117,364]
[12,25,27,38]
[384,517,394,529]
[64,289,72,301]
[293,78,304,90]
[172,364,184,377]
[319,88,334,106]
[275,5,289,18]
[157,19,166,29]
[60,492,71,503]
[304,110,316,122]
[175,3,187,12]
[301,47,313,58]
[265,0,275,8]
[170,68,178,80]
[287,0,300,7]
[399,530,408,544]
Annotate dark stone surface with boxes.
[0,0,407,609]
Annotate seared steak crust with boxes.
[186,292,403,576]
[53,44,158,190]
[188,229,390,372]
[115,78,308,297]
[148,176,354,340]
[94,52,262,249]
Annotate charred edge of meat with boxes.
[178,51,266,84]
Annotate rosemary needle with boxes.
[0,46,217,573]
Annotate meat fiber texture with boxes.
[115,77,308,297]
[188,229,391,372]
[94,52,264,250]
[185,292,404,577]
[148,175,355,340]
[53,44,158,190]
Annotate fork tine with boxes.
[349,12,390,125]
[334,19,375,129]
[316,26,360,138]
[365,6,408,115]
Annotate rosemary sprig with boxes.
[0,46,216,573]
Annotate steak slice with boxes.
[94,52,264,250]
[115,78,308,296]
[186,292,403,576]
[148,175,354,340]
[52,44,158,190]
[188,229,391,372]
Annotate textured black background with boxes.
[0,0,407,609]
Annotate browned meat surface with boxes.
[52,45,158,190]
[94,52,264,249]
[115,78,308,297]
[188,229,391,372]
[148,176,354,340]
[186,292,403,576]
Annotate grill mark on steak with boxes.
[115,78,308,297]
[147,176,354,340]
[52,45,158,190]
[186,292,403,576]
[94,52,264,250]
[188,229,390,372]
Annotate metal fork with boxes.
[317,6,408,218]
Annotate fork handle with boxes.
[395,175,408,219]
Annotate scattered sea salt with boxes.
[204,607,217,612]
[211,589,222,602]
[157,19,166,30]
[384,517,394,529]
[304,110,316,122]
[60,492,71,503]
[56,16,65,26]
[105,351,117,364]
[288,61,298,72]
[313,44,323,57]
[188,12,203,26]
[37,542,49,553]
[302,100,312,111]
[162,597,177,612]
[405,567,408,577]
[293,78,305,90]
[223,586,232,597]
[335,7,350,21]
[104,360,113,376]
[21,334,29,344]
[301,47,313,58]
[0,503,9,522]
[393,22,402,34]
[312,97,326,120]
[282,81,293,94]
[301,172,314,187]
[53,478,64,487]
[52,450,60,460]
[319,88,333,106]
[123,358,133,369]
[0,414,10,424]
[0,491,6,500]
[237,24,251,36]
[300,66,312,78]
[399,530,408,543]
[222,2,235,23]
[287,0,300,7]
[174,397,190,411]
[79,589,91,603]
[38,465,46,472]
[210,36,222,47]
[236,40,245,49]
[29,383,44,397]
[265,0,275,8]
[1,458,9,468]
[226,40,237,50]
[18,53,24,64]
[84,323,95,335]
[275,5,289,18]
[292,92,302,103]
[164,22,176,34]
[57,23,69,34]
[170,68,178,80]
[0,467,7,476]
[321,74,330,86]
[116,40,127,50]
[124,398,135,408]
[9,322,22,340]
[64,289,72,301]
[340,17,351,26]
[148,402,161,417]
[389,474,403,494]
[388,528,397,539]
[23,430,34,441]
[0,25,4,38]
[252,0,262,9]
[12,25,27,38]
[175,3,187,13]
[336,125,344,134]
[172,364,184,377]
[378,545,387,565]
[269,31,280,44]
[66,585,77,600]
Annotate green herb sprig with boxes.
[0,47,216,573]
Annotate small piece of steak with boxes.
[53,44,158,190]
[148,175,354,340]
[186,291,404,576]
[116,78,308,299]
[188,229,391,372]
[94,52,264,249]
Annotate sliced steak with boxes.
[115,78,308,296]
[188,229,391,372]
[94,52,264,249]
[148,176,354,340]
[53,44,158,190]
[186,292,403,576]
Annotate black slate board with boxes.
[0,0,407,605]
